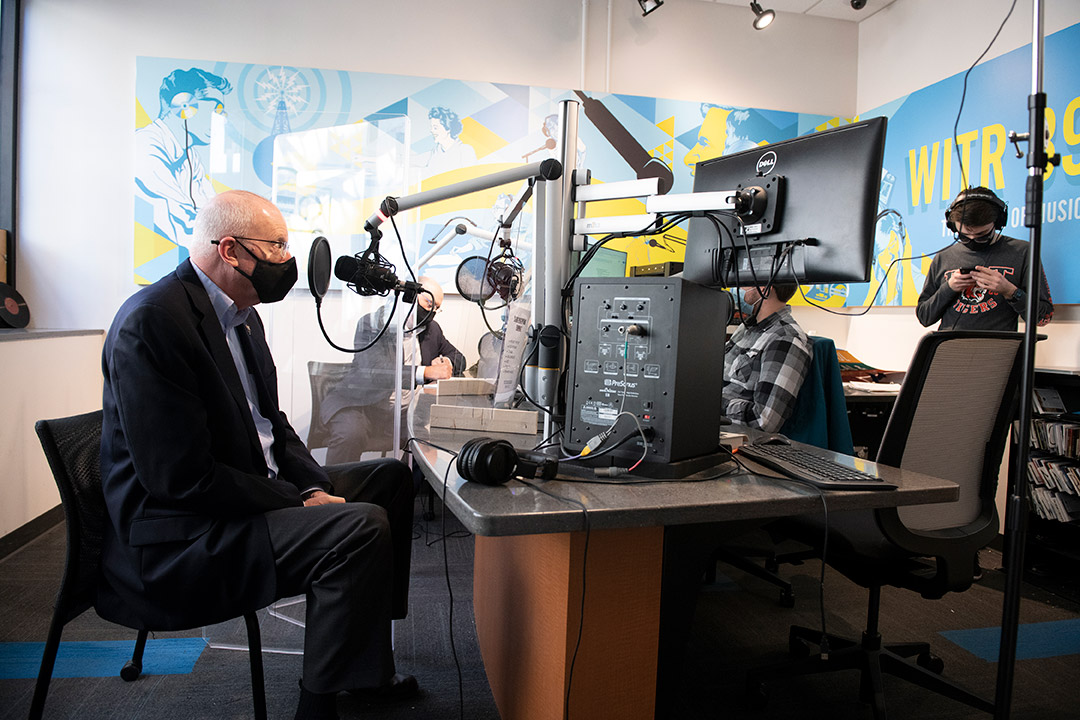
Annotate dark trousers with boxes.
[265,458,414,694]
[324,404,402,466]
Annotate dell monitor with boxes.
[683,116,887,288]
[578,246,629,278]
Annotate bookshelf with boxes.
[1021,367,1080,597]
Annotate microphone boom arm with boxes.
[364,158,563,236]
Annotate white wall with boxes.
[16,0,858,334]
[0,332,103,537]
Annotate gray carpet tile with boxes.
[2,504,1079,719]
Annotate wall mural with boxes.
[135,20,1080,306]
[134,56,827,295]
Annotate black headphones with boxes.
[944,188,1008,233]
[456,437,559,486]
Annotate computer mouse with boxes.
[758,434,792,445]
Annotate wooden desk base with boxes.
[474,527,664,720]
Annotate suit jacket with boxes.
[99,259,331,630]
[416,319,466,375]
[320,312,466,424]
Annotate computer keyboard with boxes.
[736,441,897,491]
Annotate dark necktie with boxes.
[235,323,278,473]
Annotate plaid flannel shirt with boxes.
[722,306,811,432]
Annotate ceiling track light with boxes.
[750,1,775,30]
[638,0,663,17]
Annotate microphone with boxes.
[334,254,400,296]
[486,257,523,301]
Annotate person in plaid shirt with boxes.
[722,282,811,432]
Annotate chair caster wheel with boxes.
[778,589,795,608]
[917,651,944,674]
[120,660,141,681]
[744,677,769,710]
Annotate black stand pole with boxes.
[994,2,1051,717]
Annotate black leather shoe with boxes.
[348,673,419,702]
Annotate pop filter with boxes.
[455,256,497,302]
[307,236,331,301]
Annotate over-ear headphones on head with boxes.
[456,437,559,486]
[944,188,1008,233]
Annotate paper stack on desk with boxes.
[845,381,903,393]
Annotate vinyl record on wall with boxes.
[0,282,30,328]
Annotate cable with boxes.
[788,240,955,317]
[315,294,399,354]
[952,0,1018,197]
[517,331,555,417]
[389,214,418,284]
[404,437,465,719]
[724,445,832,654]
[516,478,590,720]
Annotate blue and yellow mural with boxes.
[134,57,823,291]
[136,21,1080,303]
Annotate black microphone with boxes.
[334,254,399,296]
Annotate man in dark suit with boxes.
[100,190,415,720]
[322,276,466,465]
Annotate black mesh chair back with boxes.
[30,410,266,720]
[36,410,106,626]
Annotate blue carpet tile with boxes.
[0,638,206,679]
[939,618,1080,661]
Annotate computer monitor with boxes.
[683,116,887,288]
[578,246,628,278]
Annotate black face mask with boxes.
[234,241,297,303]
[957,229,997,248]
[417,305,436,328]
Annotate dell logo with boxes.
[756,151,778,175]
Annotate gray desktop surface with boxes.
[408,392,958,537]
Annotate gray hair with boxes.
[191,191,267,261]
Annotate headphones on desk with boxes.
[944,188,1008,233]
[456,437,559,486]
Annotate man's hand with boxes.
[424,356,453,381]
[303,490,346,507]
[947,268,976,292]
[970,266,1018,298]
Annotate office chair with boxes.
[31,410,267,720]
[746,330,1025,719]
[306,360,354,450]
[710,336,852,606]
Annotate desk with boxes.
[844,385,899,459]
[409,392,958,720]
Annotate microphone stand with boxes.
[995,1,1059,717]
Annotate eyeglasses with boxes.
[230,236,290,259]
[959,228,995,244]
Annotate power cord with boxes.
[723,445,832,657]
[405,437,465,720]
[516,478,590,720]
